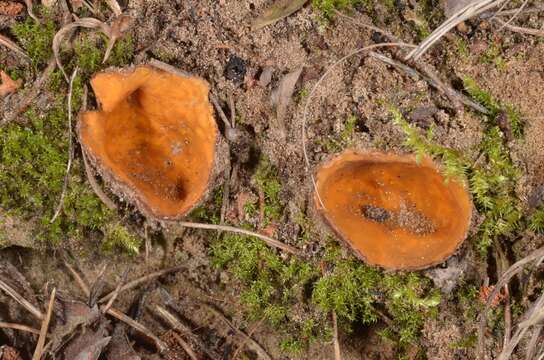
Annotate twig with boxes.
[176,221,300,255]
[493,17,544,36]
[0,34,30,61]
[82,150,117,210]
[332,311,342,360]
[0,322,40,335]
[526,325,542,360]
[231,318,265,360]
[23,0,40,23]
[32,287,56,360]
[478,246,544,359]
[210,93,233,130]
[1,57,56,126]
[172,332,200,360]
[406,0,508,61]
[65,260,167,352]
[102,270,128,314]
[63,260,90,295]
[301,42,414,210]
[51,67,79,223]
[497,0,528,31]
[0,279,44,320]
[104,0,122,16]
[106,307,167,352]
[99,265,185,304]
[155,305,221,360]
[202,303,272,360]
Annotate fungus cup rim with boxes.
[77,63,226,221]
[313,149,473,271]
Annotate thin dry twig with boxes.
[478,246,544,359]
[32,287,56,360]
[494,17,544,36]
[53,18,110,81]
[332,311,342,360]
[497,0,528,31]
[51,67,79,223]
[176,221,300,255]
[171,332,200,360]
[231,318,265,360]
[23,0,39,22]
[65,260,167,352]
[82,150,117,210]
[203,303,272,360]
[406,0,508,61]
[0,322,40,335]
[0,279,44,320]
[1,57,56,126]
[99,266,185,304]
[102,270,128,314]
[0,34,30,60]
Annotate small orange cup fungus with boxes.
[314,150,472,270]
[78,65,219,220]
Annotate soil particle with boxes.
[224,55,247,82]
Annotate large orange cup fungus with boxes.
[314,150,472,270]
[78,65,219,220]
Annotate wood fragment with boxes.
[32,287,56,360]
[176,221,300,255]
[0,322,40,335]
[494,17,544,36]
[0,278,44,320]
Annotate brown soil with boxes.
[2,0,544,359]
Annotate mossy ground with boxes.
[1,8,137,253]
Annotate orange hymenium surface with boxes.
[79,66,217,220]
[315,151,472,270]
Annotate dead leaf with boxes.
[0,1,23,16]
[271,66,303,135]
[105,0,122,16]
[0,71,22,98]
[0,34,30,60]
[252,0,307,30]
[72,337,111,360]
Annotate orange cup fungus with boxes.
[78,65,219,220]
[314,150,472,270]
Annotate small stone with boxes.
[224,55,247,83]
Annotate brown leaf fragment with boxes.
[0,71,21,97]
[271,66,303,135]
[0,1,23,16]
[252,0,307,30]
[0,346,23,360]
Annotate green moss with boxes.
[312,0,369,18]
[106,35,134,67]
[11,10,56,70]
[102,223,142,255]
[318,114,358,153]
[392,78,526,254]
[74,36,104,75]
[254,158,283,224]
[529,207,544,233]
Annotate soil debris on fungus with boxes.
[78,65,219,220]
[314,150,472,270]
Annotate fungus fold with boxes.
[79,65,217,220]
[314,150,472,270]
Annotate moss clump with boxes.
[0,98,113,243]
[318,114,358,153]
[254,158,283,225]
[312,0,369,18]
[11,10,56,69]
[529,207,544,233]
[102,223,142,255]
[392,76,525,255]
